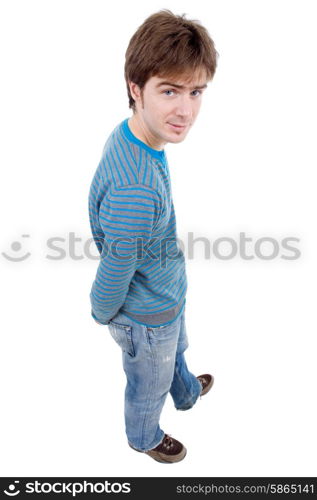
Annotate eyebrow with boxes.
[156,81,208,90]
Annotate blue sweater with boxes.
[88,117,187,327]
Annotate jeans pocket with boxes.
[108,320,135,357]
[146,319,179,346]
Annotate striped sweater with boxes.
[88,117,187,327]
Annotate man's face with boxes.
[130,69,209,149]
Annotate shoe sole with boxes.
[129,442,187,463]
[200,374,215,396]
[147,446,187,463]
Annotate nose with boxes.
[175,94,192,119]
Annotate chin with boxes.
[167,132,187,143]
[168,136,186,144]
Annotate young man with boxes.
[88,9,218,463]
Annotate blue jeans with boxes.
[107,307,202,452]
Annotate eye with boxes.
[191,90,202,97]
[163,89,175,96]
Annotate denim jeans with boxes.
[107,307,202,451]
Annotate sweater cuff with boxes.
[91,309,110,325]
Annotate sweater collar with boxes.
[121,118,166,162]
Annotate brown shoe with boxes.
[197,374,214,396]
[129,434,187,463]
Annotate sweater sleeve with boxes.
[90,184,161,325]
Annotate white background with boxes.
[0,0,316,477]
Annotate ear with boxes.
[128,81,142,102]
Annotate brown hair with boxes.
[124,9,219,112]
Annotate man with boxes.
[88,9,218,463]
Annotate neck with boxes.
[128,114,165,151]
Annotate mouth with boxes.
[167,122,188,130]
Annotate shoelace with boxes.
[198,376,207,387]
[162,434,174,449]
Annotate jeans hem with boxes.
[128,432,165,453]
[174,391,202,411]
